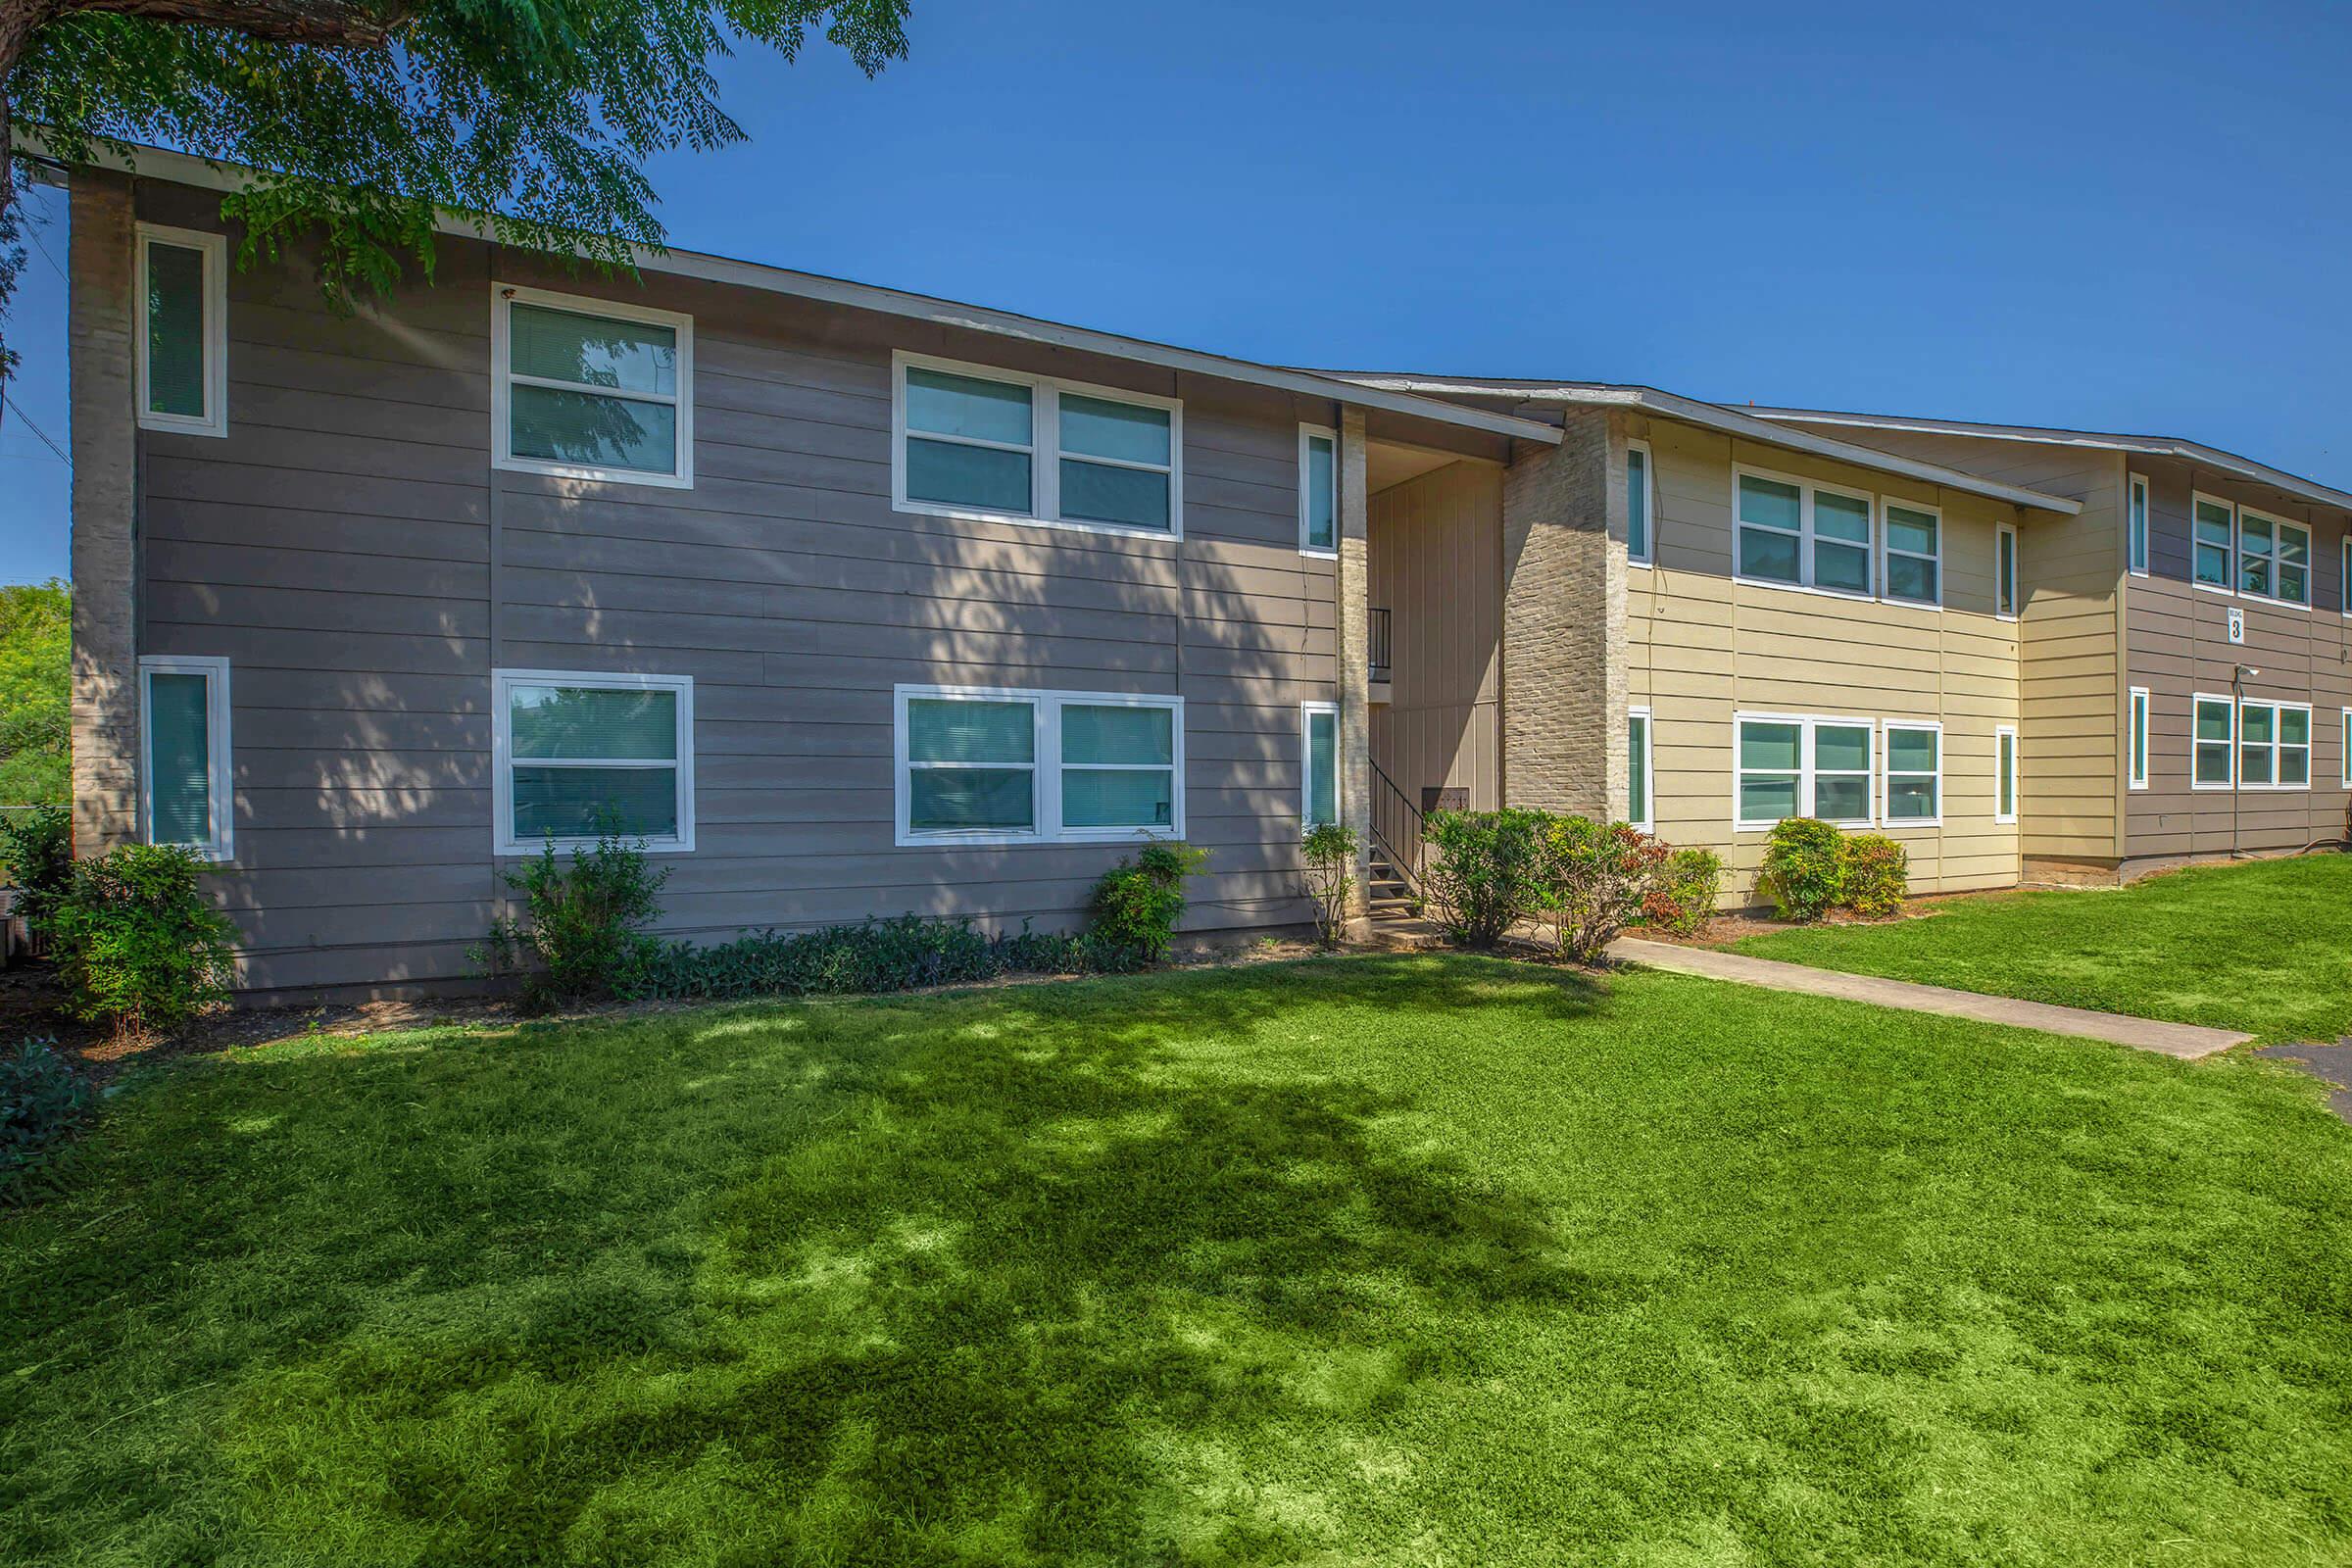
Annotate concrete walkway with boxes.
[1608,937,2252,1060]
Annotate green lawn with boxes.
[1731,855,2352,1045]
[7,956,2352,1565]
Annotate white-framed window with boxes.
[138,656,232,861]
[2128,472,2151,576]
[1301,702,1339,828]
[492,285,693,487]
[1994,521,2019,619]
[2129,687,2151,790]
[135,224,228,438]
[1298,424,1338,557]
[2192,695,2236,789]
[1627,706,1654,831]
[895,685,1183,846]
[1883,722,1943,825]
[2342,709,2352,788]
[1733,467,1873,598]
[1626,438,1655,566]
[2235,699,2312,790]
[1995,724,2019,823]
[893,352,1182,539]
[2343,536,2351,617]
[2192,495,2235,590]
[1882,500,1942,607]
[2237,506,2311,607]
[492,670,695,855]
[1733,713,1874,830]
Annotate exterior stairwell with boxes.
[1367,761,1427,933]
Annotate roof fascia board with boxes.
[46,134,1560,448]
[1344,376,2082,514]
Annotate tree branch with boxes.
[60,0,409,48]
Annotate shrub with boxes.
[1421,808,1546,949]
[1642,847,1723,936]
[479,828,671,1010]
[619,915,1148,1002]
[1842,833,1910,919]
[1,803,74,938]
[1532,816,1673,962]
[50,845,237,1034]
[1087,842,1208,962]
[2,1037,94,1204]
[1757,817,1846,923]
[1300,821,1359,949]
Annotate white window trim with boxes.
[1994,724,2019,824]
[1882,719,1945,830]
[1627,705,1654,832]
[134,223,228,439]
[894,684,1185,848]
[2236,504,2313,611]
[2127,472,2151,577]
[1731,710,1879,832]
[2342,709,2352,789]
[1880,497,1946,610]
[2190,492,2238,597]
[1993,520,2020,621]
[2342,536,2351,618]
[1626,438,1656,567]
[137,655,233,862]
[2190,693,2238,791]
[492,668,696,856]
[490,283,695,489]
[2232,697,2314,793]
[2128,687,2151,791]
[1301,701,1339,826]
[892,350,1184,541]
[1298,423,1338,559]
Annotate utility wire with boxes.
[1,391,70,467]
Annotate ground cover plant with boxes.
[6,956,2352,1563]
[1735,854,2352,1044]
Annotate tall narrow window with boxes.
[1811,722,1874,826]
[1627,707,1653,830]
[2192,497,2234,588]
[2344,537,2352,616]
[1995,725,2019,823]
[1302,703,1339,827]
[495,287,692,485]
[1813,489,1874,596]
[2192,696,2235,787]
[2128,473,2151,576]
[496,671,695,854]
[2129,687,2151,790]
[136,225,227,438]
[2342,710,2352,788]
[139,656,232,861]
[1626,439,1654,565]
[1995,522,2019,619]
[1883,503,1940,606]
[1884,724,1941,823]
[1299,426,1338,555]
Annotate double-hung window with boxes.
[1627,707,1654,831]
[2193,696,2236,787]
[1626,439,1655,565]
[896,686,1183,845]
[1299,425,1338,556]
[139,656,232,861]
[895,353,1181,536]
[2236,700,2311,789]
[1734,714,1873,829]
[1995,725,2019,824]
[2129,687,2151,790]
[2128,473,2151,576]
[2239,507,2311,606]
[2192,497,2235,589]
[494,671,695,854]
[1884,723,1942,823]
[136,224,227,438]
[1883,502,1942,607]
[494,286,693,486]
[1994,522,2019,619]
[1302,703,1339,827]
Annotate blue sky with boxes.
[6,0,2349,583]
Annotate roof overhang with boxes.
[1332,376,2083,514]
[34,133,1562,450]
[1746,407,2352,514]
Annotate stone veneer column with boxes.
[1337,408,1372,919]
[69,171,141,855]
[1498,408,1629,819]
